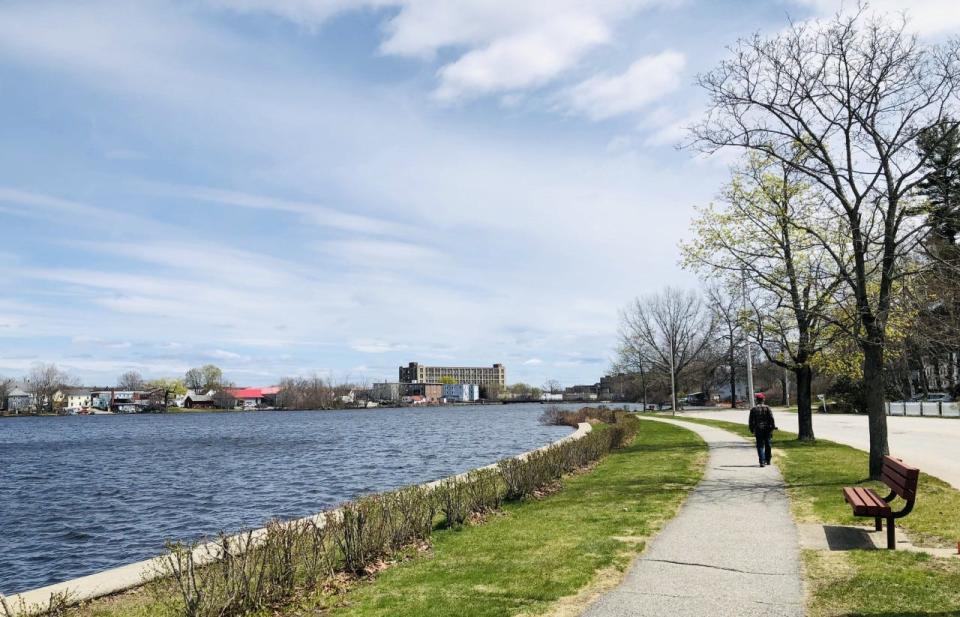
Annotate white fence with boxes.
[886,401,960,417]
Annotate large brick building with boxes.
[399,362,505,388]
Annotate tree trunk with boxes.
[862,341,890,479]
[795,365,814,441]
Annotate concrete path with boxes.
[682,409,960,489]
[582,418,804,617]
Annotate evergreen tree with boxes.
[917,118,960,246]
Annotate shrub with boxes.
[153,411,640,617]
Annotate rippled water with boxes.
[0,403,600,594]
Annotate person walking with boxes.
[748,393,776,467]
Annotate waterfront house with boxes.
[182,389,216,409]
[6,387,33,414]
[226,387,263,410]
[59,387,93,410]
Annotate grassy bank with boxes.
[671,415,960,616]
[65,419,705,617]
[319,420,706,617]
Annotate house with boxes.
[6,387,33,413]
[181,390,216,409]
[59,387,93,411]
[226,387,263,410]
[260,386,281,407]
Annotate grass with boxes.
[67,418,705,617]
[668,415,960,617]
[306,420,707,617]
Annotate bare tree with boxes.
[620,288,716,411]
[0,375,14,411]
[24,363,76,413]
[541,379,563,395]
[690,8,960,476]
[117,370,145,390]
[615,322,653,409]
[706,286,744,409]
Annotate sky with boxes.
[1,0,957,387]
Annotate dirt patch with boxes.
[518,565,627,617]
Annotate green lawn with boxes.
[669,415,960,617]
[311,420,707,617]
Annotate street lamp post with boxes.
[742,274,755,407]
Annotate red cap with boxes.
[755,393,765,400]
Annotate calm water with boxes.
[0,404,598,594]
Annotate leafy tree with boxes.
[683,155,842,440]
[690,9,960,476]
[440,376,458,385]
[147,377,187,408]
[184,364,225,393]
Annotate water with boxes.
[0,403,606,594]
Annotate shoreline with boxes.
[5,421,593,611]
[0,400,634,418]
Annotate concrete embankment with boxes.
[5,422,592,615]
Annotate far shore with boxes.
[0,400,636,418]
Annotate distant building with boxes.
[372,382,443,403]
[226,388,264,409]
[58,388,93,410]
[399,362,505,388]
[181,390,216,409]
[442,383,480,402]
[6,387,33,413]
[372,382,402,402]
[564,384,599,401]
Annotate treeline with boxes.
[627,8,960,478]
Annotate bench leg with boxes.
[887,518,895,550]
[875,517,882,531]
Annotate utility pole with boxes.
[741,274,755,407]
[669,330,677,415]
[784,367,790,407]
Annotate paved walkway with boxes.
[683,409,960,489]
[582,418,804,617]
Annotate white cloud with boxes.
[350,339,405,354]
[0,1,712,386]
[208,0,681,101]
[564,51,686,120]
[523,358,543,366]
[432,14,610,101]
[206,349,247,360]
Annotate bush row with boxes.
[154,412,639,617]
[539,405,634,428]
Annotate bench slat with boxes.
[882,456,919,500]
[843,487,891,516]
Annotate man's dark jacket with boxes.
[749,404,777,435]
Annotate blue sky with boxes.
[1,0,955,387]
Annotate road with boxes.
[678,408,960,489]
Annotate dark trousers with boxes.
[755,432,772,464]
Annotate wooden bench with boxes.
[842,455,919,550]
